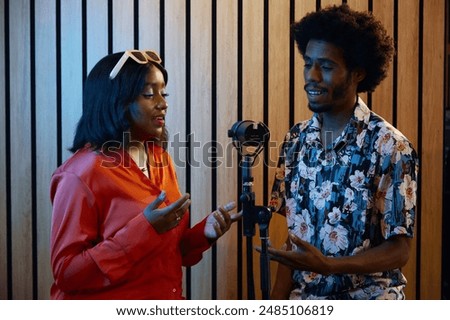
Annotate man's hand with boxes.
[264,233,332,275]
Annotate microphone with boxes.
[228,120,270,158]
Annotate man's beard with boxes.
[307,75,353,113]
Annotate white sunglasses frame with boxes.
[109,50,162,80]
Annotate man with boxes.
[268,4,419,300]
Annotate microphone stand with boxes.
[240,155,272,300]
[228,120,271,300]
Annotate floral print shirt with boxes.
[270,98,419,300]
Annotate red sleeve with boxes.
[180,217,211,266]
[50,172,162,292]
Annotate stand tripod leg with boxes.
[260,237,271,299]
[246,236,255,300]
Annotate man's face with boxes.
[303,39,361,114]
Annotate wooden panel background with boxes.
[0,0,445,300]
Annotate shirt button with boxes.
[172,288,176,293]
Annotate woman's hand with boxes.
[143,191,191,234]
[204,201,242,241]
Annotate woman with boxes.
[50,50,239,299]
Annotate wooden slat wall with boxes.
[266,0,291,299]
[164,0,188,297]
[190,0,213,299]
[35,0,57,300]
[242,0,265,300]
[396,0,420,300]
[0,0,7,301]
[10,0,33,300]
[216,0,239,300]
[421,0,445,299]
[0,0,445,300]
[372,0,395,122]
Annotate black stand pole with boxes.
[258,207,272,300]
[240,156,272,300]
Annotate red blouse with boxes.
[50,145,211,299]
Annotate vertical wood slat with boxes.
[164,0,187,195]
[86,0,108,74]
[216,0,239,300]
[293,0,315,126]
[421,0,445,300]
[266,0,291,300]
[242,0,265,205]
[164,0,188,297]
[112,0,134,51]
[242,0,265,300]
[35,0,58,300]
[320,0,342,9]
[346,0,369,105]
[0,0,7,300]
[10,0,33,299]
[189,0,213,300]
[60,0,83,162]
[396,0,420,300]
[138,0,160,50]
[371,0,395,123]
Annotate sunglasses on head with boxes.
[109,50,162,80]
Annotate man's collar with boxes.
[309,96,371,129]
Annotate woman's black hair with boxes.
[292,4,394,93]
[70,52,169,153]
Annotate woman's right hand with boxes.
[143,191,191,234]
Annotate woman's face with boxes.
[128,65,168,141]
